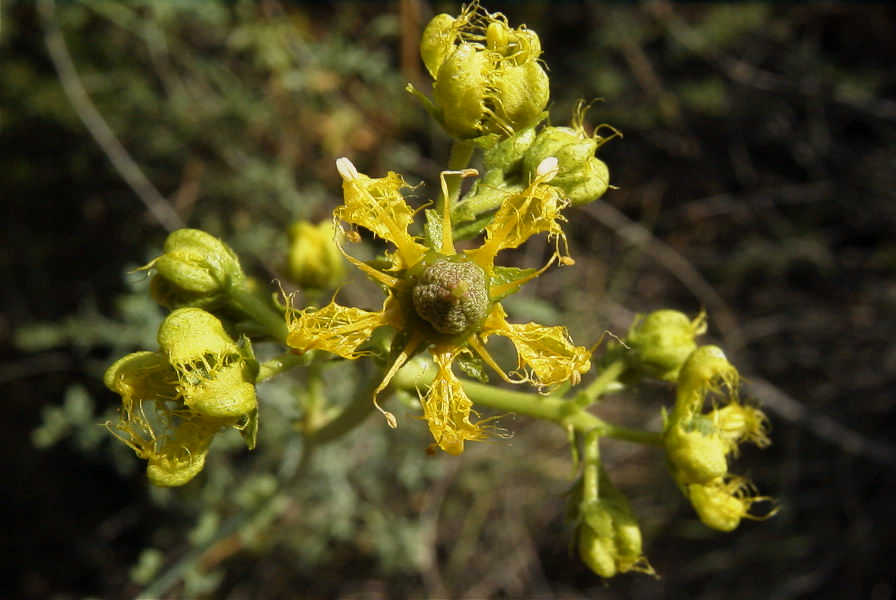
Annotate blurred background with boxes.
[2,1,895,598]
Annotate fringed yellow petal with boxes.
[286,301,388,358]
[145,420,219,487]
[422,347,493,455]
[104,351,180,457]
[468,166,569,268]
[335,157,428,271]
[674,345,740,422]
[687,476,777,532]
[486,306,591,387]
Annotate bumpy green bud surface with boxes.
[665,416,731,485]
[420,13,458,79]
[521,112,613,205]
[412,258,490,336]
[157,307,236,363]
[147,229,246,309]
[627,309,706,382]
[578,504,617,578]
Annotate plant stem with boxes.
[295,364,382,445]
[392,359,661,446]
[441,139,476,212]
[458,379,662,445]
[256,351,309,382]
[581,429,600,504]
[228,286,289,343]
[581,358,627,404]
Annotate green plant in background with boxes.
[99,1,775,582]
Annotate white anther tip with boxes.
[535,156,559,180]
[336,156,359,181]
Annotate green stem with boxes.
[305,368,380,445]
[392,360,661,446]
[581,429,600,504]
[228,285,289,343]
[460,379,662,445]
[256,350,309,382]
[441,139,476,213]
[580,358,627,405]
[454,180,523,223]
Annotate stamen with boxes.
[336,156,360,182]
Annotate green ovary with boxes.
[412,258,489,336]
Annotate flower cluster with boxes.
[285,156,591,454]
[409,1,549,144]
[96,2,776,584]
[104,307,258,487]
[662,344,775,530]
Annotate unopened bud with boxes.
[415,5,549,143]
[147,229,245,309]
[627,310,706,382]
[687,476,774,532]
[665,416,732,485]
[286,220,345,290]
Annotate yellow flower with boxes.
[286,157,591,454]
[286,220,345,290]
[687,476,777,532]
[104,308,258,486]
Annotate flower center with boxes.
[412,258,489,336]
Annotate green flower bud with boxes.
[687,476,773,532]
[482,123,539,173]
[157,308,258,419]
[675,344,739,420]
[521,102,616,205]
[412,257,490,336]
[626,309,707,382]
[286,220,345,290]
[578,497,653,578]
[416,4,549,143]
[664,415,732,485]
[147,229,245,309]
[578,504,617,578]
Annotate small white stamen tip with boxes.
[536,156,559,180]
[336,156,359,181]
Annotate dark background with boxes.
[2,1,895,598]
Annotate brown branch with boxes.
[38,0,185,232]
